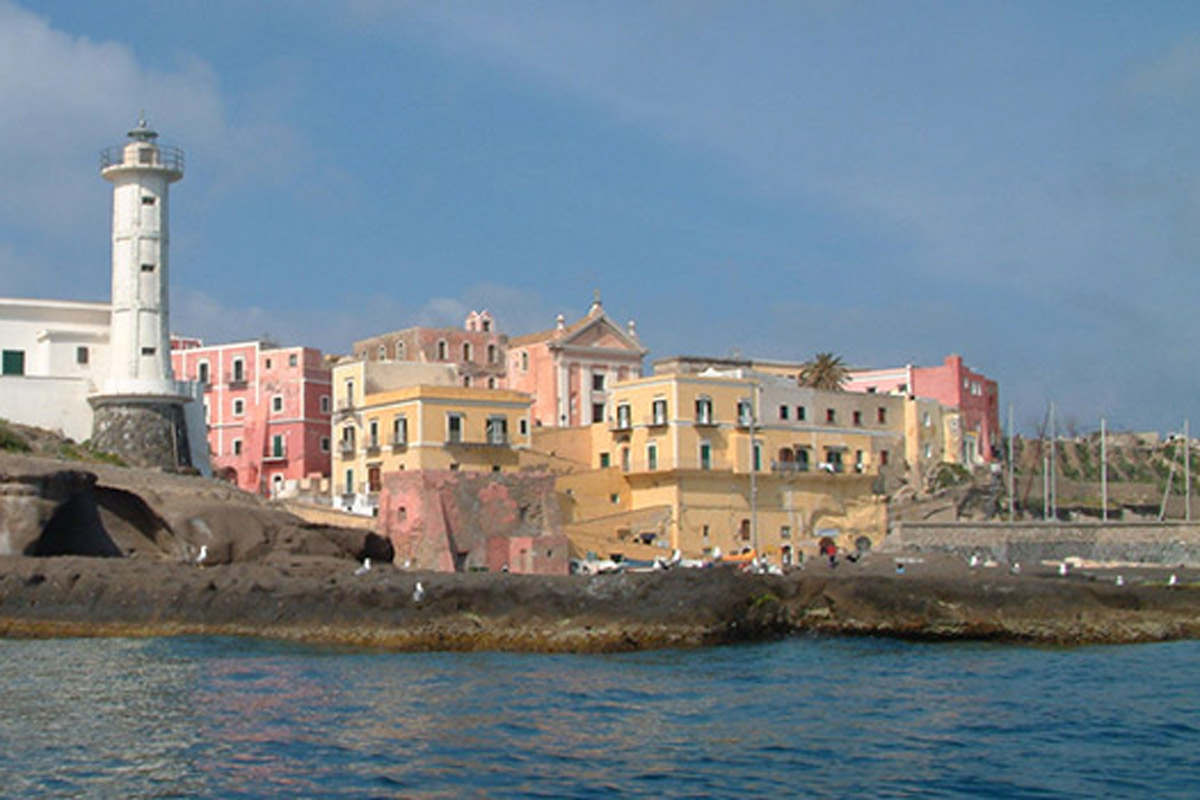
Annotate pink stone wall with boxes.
[378,470,567,574]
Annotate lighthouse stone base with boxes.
[90,397,193,472]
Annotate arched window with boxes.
[462,342,473,363]
[437,340,448,361]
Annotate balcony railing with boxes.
[263,448,287,462]
[771,461,810,474]
[338,440,355,456]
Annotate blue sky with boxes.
[2,1,1199,434]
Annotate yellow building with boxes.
[331,359,532,514]
[530,370,925,565]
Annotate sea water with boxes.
[0,636,1196,798]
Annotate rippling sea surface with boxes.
[0,635,1196,798]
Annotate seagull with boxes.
[1010,562,1021,575]
[969,554,981,568]
[895,562,906,575]
[412,581,425,603]
[1115,575,1125,587]
[354,557,371,576]
[1058,562,1069,577]
[196,545,208,566]
[1168,574,1178,587]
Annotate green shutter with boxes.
[2,350,25,376]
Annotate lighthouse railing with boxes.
[100,145,185,173]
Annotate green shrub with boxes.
[0,421,31,453]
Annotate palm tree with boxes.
[798,352,847,390]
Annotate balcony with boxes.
[608,418,632,432]
[338,440,356,456]
[263,448,287,463]
[694,415,718,428]
[771,461,810,474]
[365,442,381,457]
[645,416,668,428]
[227,379,248,391]
[391,437,408,450]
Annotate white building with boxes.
[0,297,110,441]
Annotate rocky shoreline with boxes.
[2,450,1197,652]
[1,554,1196,651]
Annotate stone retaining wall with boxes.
[886,521,1200,567]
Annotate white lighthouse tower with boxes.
[89,117,196,470]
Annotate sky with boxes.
[2,1,1199,435]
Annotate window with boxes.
[520,351,529,372]
[740,519,751,542]
[592,372,605,391]
[203,402,210,423]
[289,353,298,367]
[320,395,330,414]
[696,396,714,425]
[463,376,472,387]
[620,447,630,472]
[779,405,789,421]
[482,319,492,332]
[922,411,932,427]
[796,448,810,471]
[345,379,354,407]
[392,416,407,445]
[368,466,382,492]
[853,410,862,427]
[140,263,155,273]
[651,398,667,425]
[437,340,448,361]
[447,414,463,443]
[486,416,508,445]
[344,468,354,495]
[615,403,631,429]
[232,398,245,417]
[826,408,836,424]
[487,344,497,364]
[699,441,712,470]
[341,425,355,454]
[368,420,379,449]
[753,442,762,472]
[264,358,273,370]
[824,449,844,473]
[232,358,245,383]
[75,346,89,365]
[320,437,330,453]
[877,407,887,424]
[880,450,890,466]
[141,347,156,356]
[232,439,243,456]
[378,345,386,360]
[599,452,611,468]
[592,402,605,424]
[487,377,496,389]
[272,395,283,414]
[781,525,792,540]
[462,342,473,362]
[141,195,156,205]
[855,450,864,472]
[797,406,806,421]
[271,434,285,458]
[519,418,529,436]
[198,361,210,385]
[737,400,753,427]
[395,342,405,360]
[647,442,658,471]
[924,443,934,459]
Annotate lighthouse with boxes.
[89,117,196,470]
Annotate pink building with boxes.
[506,295,648,427]
[845,353,1000,464]
[171,338,332,495]
[351,310,507,388]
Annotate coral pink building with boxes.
[351,310,507,388]
[845,354,1000,464]
[171,338,332,495]
[506,296,647,428]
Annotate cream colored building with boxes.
[526,366,964,565]
[331,359,532,514]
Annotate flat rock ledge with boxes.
[1,556,1196,652]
